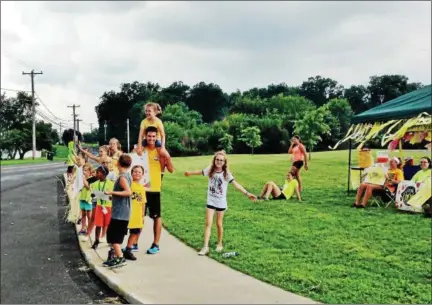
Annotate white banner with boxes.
[130,151,150,190]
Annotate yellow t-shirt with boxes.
[128,182,146,229]
[281,179,299,200]
[67,141,75,166]
[79,184,92,203]
[140,117,164,140]
[90,179,115,207]
[386,168,404,192]
[146,147,162,192]
[411,169,431,184]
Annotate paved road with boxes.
[1,163,125,304]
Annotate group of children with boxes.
[67,102,305,264]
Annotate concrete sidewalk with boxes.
[76,218,319,304]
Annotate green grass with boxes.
[54,144,69,158]
[162,150,432,304]
[0,157,66,166]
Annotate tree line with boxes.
[0,91,60,159]
[94,74,423,156]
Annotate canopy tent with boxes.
[352,85,432,124]
[330,85,432,194]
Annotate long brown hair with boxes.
[208,150,230,180]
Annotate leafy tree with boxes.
[186,82,228,123]
[239,126,262,154]
[299,75,344,107]
[367,75,423,107]
[218,133,233,153]
[293,108,331,160]
[82,129,99,143]
[343,85,370,113]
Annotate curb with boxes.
[74,225,152,304]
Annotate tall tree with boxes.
[239,126,262,154]
[293,108,331,159]
[186,82,228,123]
[343,85,370,113]
[367,75,423,107]
[299,75,344,107]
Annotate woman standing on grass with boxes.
[185,150,257,256]
[288,135,308,192]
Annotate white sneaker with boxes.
[215,244,223,252]
[99,236,107,243]
[198,247,209,256]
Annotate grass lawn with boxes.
[162,150,432,304]
[1,157,66,166]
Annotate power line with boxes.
[1,87,31,93]
[34,92,69,123]
[2,49,35,70]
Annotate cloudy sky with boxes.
[1,1,430,133]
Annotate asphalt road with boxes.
[1,162,125,304]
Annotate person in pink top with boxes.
[288,135,308,192]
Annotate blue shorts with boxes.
[142,139,162,148]
[80,200,93,211]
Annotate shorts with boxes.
[80,200,92,211]
[206,205,226,212]
[142,139,162,148]
[107,219,129,244]
[94,205,112,227]
[273,192,287,200]
[67,166,74,174]
[129,228,142,234]
[292,160,304,170]
[145,192,161,219]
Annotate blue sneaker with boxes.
[132,244,139,252]
[147,244,160,255]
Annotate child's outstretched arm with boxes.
[231,180,257,201]
[137,126,145,150]
[105,176,132,197]
[77,145,100,163]
[184,170,203,176]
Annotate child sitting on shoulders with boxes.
[137,102,171,176]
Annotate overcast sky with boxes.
[1,1,430,133]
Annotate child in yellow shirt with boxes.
[258,172,302,201]
[137,102,171,175]
[122,165,147,260]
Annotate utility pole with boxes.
[104,120,107,142]
[76,118,82,132]
[126,118,130,152]
[59,122,63,144]
[22,69,43,160]
[90,123,93,133]
[67,104,80,140]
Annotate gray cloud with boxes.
[42,1,145,14]
[1,1,430,132]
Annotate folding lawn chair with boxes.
[370,186,396,208]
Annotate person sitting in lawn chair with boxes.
[353,157,404,208]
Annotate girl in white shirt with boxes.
[185,150,257,256]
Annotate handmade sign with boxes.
[130,151,151,189]
[395,181,431,213]
[363,166,387,186]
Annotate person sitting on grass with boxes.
[257,172,302,201]
[353,157,404,208]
